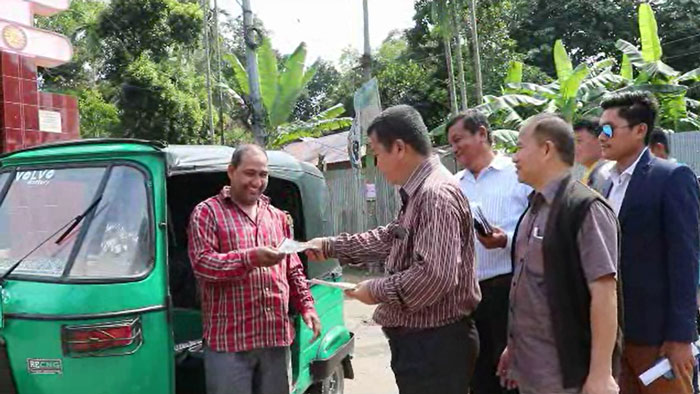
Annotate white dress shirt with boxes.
[455,155,532,281]
[608,148,647,216]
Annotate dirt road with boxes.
[343,268,398,394]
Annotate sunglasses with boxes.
[596,123,636,138]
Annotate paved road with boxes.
[343,268,398,394]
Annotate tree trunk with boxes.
[242,0,267,145]
[451,0,468,110]
[443,36,458,116]
[467,0,483,104]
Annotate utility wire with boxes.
[663,33,700,46]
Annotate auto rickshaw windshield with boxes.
[0,164,153,281]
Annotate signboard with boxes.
[365,183,376,200]
[39,110,62,133]
[0,0,73,68]
[348,78,381,169]
[347,119,362,169]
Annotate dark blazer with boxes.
[603,149,700,345]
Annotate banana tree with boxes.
[614,3,700,131]
[431,40,627,148]
[502,40,628,122]
[224,39,352,147]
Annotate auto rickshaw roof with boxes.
[0,138,322,178]
[163,144,315,176]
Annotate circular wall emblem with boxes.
[2,25,28,51]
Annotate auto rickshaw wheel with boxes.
[308,364,344,394]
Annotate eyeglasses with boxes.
[597,123,636,138]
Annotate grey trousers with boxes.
[204,346,290,394]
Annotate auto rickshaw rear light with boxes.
[61,317,143,357]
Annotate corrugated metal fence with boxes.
[324,149,461,235]
[669,132,700,174]
[324,167,368,235]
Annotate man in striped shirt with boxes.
[307,105,481,394]
[447,109,531,394]
[188,145,320,394]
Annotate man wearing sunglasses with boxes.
[599,91,700,394]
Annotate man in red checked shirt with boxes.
[188,144,321,394]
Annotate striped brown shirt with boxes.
[325,156,480,328]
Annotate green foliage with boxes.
[116,54,207,143]
[553,40,574,84]
[492,129,519,153]
[611,4,700,131]
[479,3,700,133]
[504,61,523,86]
[639,3,662,63]
[77,88,121,138]
[225,41,349,146]
[293,59,345,121]
[272,104,353,147]
[512,0,700,80]
[621,54,634,80]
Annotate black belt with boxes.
[479,273,513,289]
[382,315,472,337]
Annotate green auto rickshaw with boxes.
[0,139,354,394]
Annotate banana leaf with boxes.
[616,40,646,68]
[686,98,700,110]
[223,53,250,96]
[561,64,589,99]
[677,68,700,83]
[639,3,662,62]
[429,122,447,137]
[640,61,679,79]
[505,61,523,85]
[553,39,573,84]
[270,42,308,128]
[258,38,279,119]
[485,94,548,108]
[504,83,558,100]
[579,71,627,96]
[475,95,530,129]
[621,54,633,80]
[591,58,617,72]
[544,99,559,114]
[616,84,688,95]
[492,129,519,151]
[273,117,352,147]
[309,103,347,121]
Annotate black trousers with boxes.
[472,274,519,394]
[383,316,479,394]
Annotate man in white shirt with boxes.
[447,110,531,394]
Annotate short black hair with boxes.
[601,91,659,144]
[445,109,493,144]
[527,113,575,166]
[648,127,670,154]
[367,105,432,156]
[573,117,600,137]
[230,144,267,167]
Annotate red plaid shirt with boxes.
[187,186,315,353]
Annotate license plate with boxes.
[26,359,62,375]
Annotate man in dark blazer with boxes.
[599,91,700,394]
